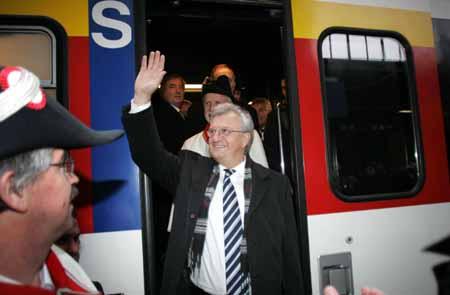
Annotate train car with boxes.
[290,0,450,294]
[0,1,146,294]
[1,0,449,294]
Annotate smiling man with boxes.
[0,66,123,294]
[122,51,303,295]
[182,75,267,167]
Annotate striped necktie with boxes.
[223,169,247,295]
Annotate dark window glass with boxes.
[432,19,450,177]
[319,29,424,201]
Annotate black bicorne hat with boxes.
[0,66,124,159]
[202,75,235,103]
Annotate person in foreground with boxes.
[122,51,303,294]
[0,66,123,294]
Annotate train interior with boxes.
[144,0,290,292]
[146,0,286,120]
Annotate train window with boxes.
[318,28,424,201]
[433,19,450,178]
[0,16,67,104]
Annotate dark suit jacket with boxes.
[153,95,188,154]
[122,106,304,295]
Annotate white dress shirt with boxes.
[190,159,247,295]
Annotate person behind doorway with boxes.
[152,72,192,291]
[263,78,292,179]
[153,73,189,154]
[0,65,123,294]
[122,51,304,295]
[209,64,259,131]
[250,97,272,140]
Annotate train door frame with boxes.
[134,0,313,293]
[133,1,158,294]
[281,0,312,293]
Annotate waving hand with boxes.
[134,51,166,105]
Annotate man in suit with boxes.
[122,51,303,295]
[152,72,191,289]
[0,66,123,294]
[153,73,189,154]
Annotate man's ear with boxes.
[0,171,28,213]
[242,132,251,149]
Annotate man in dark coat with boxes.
[122,51,303,295]
[153,73,189,154]
[151,73,191,289]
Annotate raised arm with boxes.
[134,51,166,105]
[122,51,181,195]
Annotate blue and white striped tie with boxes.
[223,169,246,295]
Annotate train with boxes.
[0,0,449,294]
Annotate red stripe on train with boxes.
[68,36,94,233]
[294,38,450,215]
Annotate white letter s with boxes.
[91,0,132,49]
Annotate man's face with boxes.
[56,219,81,261]
[211,67,236,93]
[203,93,231,122]
[161,78,185,107]
[252,102,272,127]
[24,149,79,241]
[208,112,250,167]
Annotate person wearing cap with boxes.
[0,66,123,294]
[122,51,303,295]
[181,75,268,168]
[209,64,259,131]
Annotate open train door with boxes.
[285,0,450,294]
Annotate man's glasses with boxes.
[207,127,248,137]
[50,157,75,176]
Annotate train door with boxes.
[142,0,297,293]
[0,1,146,294]
[289,0,450,294]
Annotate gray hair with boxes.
[0,148,54,212]
[210,103,254,154]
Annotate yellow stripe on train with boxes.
[291,0,434,47]
[0,0,88,36]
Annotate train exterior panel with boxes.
[291,0,450,293]
[0,1,144,294]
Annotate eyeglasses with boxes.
[50,158,75,176]
[207,127,248,137]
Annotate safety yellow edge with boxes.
[0,0,88,37]
[291,0,434,47]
